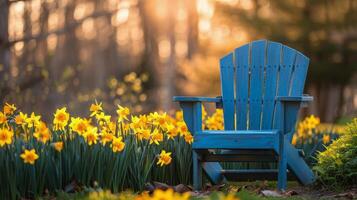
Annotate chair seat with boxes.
[193,130,280,150]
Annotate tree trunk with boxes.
[161,1,177,110]
[186,0,198,59]
[138,0,160,109]
[0,0,10,103]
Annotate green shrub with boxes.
[314,118,357,188]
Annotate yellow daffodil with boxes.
[205,109,224,130]
[202,105,207,119]
[33,121,51,143]
[148,112,160,123]
[130,116,141,129]
[166,123,178,140]
[322,134,330,144]
[53,107,70,131]
[157,113,168,128]
[136,189,190,200]
[26,112,41,127]
[84,127,98,146]
[20,149,39,165]
[184,133,194,144]
[70,117,90,135]
[3,103,16,115]
[15,112,28,125]
[101,131,114,145]
[0,128,14,147]
[95,112,111,124]
[117,105,130,122]
[52,142,64,152]
[135,128,151,141]
[0,112,7,125]
[150,129,163,145]
[292,135,298,145]
[111,136,125,152]
[157,150,172,166]
[90,101,103,117]
[175,111,183,121]
[177,121,190,136]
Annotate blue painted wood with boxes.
[220,53,235,130]
[249,40,266,129]
[285,138,315,185]
[290,53,309,96]
[235,44,250,130]
[173,96,222,102]
[201,130,277,134]
[179,102,202,134]
[193,131,279,150]
[173,40,315,191]
[178,101,225,188]
[285,53,310,141]
[192,151,202,190]
[273,45,297,130]
[202,150,276,162]
[202,162,226,184]
[276,96,313,101]
[262,42,281,129]
[278,103,287,190]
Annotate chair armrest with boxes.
[276,95,313,102]
[173,96,223,108]
[173,96,222,103]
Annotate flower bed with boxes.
[0,102,193,199]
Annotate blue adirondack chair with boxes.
[173,40,315,191]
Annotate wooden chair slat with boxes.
[249,40,266,129]
[220,53,235,130]
[235,44,250,130]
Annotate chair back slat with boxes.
[219,40,309,132]
[235,44,250,130]
[220,53,235,130]
[261,42,282,129]
[273,46,297,129]
[249,40,266,130]
[285,53,310,139]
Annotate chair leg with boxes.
[278,142,287,191]
[193,151,202,190]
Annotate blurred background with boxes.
[0,0,356,122]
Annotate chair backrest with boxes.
[220,40,309,132]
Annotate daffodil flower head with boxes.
[53,107,70,131]
[117,105,130,122]
[90,101,103,117]
[111,136,125,153]
[3,103,16,116]
[0,128,14,147]
[157,150,172,167]
[20,149,39,165]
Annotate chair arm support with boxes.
[173,100,203,134]
[276,95,313,102]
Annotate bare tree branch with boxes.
[4,8,119,47]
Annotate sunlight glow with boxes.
[47,34,57,51]
[81,19,96,40]
[197,0,214,18]
[199,19,211,33]
[175,40,187,58]
[159,39,171,59]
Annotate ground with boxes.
[43,181,356,200]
